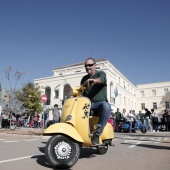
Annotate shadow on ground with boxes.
[32,145,98,170]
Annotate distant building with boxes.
[34,58,170,120]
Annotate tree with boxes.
[16,82,43,114]
[4,66,25,114]
[159,91,170,113]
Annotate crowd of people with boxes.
[1,104,61,129]
[112,108,170,132]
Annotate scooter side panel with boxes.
[101,123,114,140]
[61,97,93,145]
[72,97,92,145]
[43,123,84,143]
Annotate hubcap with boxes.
[54,141,72,159]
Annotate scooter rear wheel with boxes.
[97,144,108,155]
[45,135,80,169]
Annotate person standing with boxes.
[43,112,49,128]
[162,110,168,131]
[150,109,158,131]
[167,110,170,131]
[144,108,152,131]
[138,110,145,124]
[127,110,136,132]
[80,58,111,145]
[15,112,21,127]
[0,109,2,129]
[24,112,28,127]
[114,108,122,124]
[52,104,61,124]
[33,112,39,128]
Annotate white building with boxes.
[34,58,170,120]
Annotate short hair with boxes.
[85,58,96,63]
[54,104,58,107]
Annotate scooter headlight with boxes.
[66,115,72,121]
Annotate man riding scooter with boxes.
[81,58,111,145]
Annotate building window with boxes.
[140,91,144,97]
[152,90,156,96]
[54,90,59,99]
[141,103,145,110]
[165,102,170,109]
[164,88,169,95]
[110,82,115,103]
[123,81,125,89]
[119,94,121,104]
[124,97,126,106]
[153,102,157,109]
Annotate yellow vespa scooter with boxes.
[43,85,114,169]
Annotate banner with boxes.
[115,86,118,98]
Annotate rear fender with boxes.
[43,123,84,143]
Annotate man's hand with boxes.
[84,78,101,87]
[84,79,95,87]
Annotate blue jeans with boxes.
[24,119,28,127]
[53,120,59,124]
[91,101,111,135]
[34,121,38,128]
[128,120,132,131]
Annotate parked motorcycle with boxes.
[122,118,147,133]
[43,85,114,169]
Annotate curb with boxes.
[0,132,51,139]
[0,133,51,139]
[0,128,51,139]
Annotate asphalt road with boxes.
[0,131,170,170]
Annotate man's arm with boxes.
[84,71,106,87]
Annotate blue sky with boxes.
[0,0,170,90]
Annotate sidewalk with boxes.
[0,127,48,138]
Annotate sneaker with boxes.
[92,133,100,145]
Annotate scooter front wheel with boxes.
[45,135,80,169]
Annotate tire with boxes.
[131,129,135,133]
[97,144,108,155]
[123,129,129,133]
[45,135,80,169]
[141,127,147,133]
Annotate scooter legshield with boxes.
[43,123,84,143]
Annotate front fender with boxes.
[43,123,84,143]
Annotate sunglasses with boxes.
[84,63,95,67]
